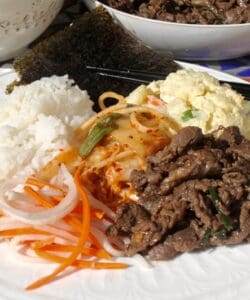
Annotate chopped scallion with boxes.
[181,108,199,122]
[79,113,122,157]
[208,187,233,231]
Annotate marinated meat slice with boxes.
[127,220,163,255]
[107,203,151,236]
[148,226,200,260]
[107,203,163,255]
[228,140,250,161]
[211,201,250,246]
[102,0,250,24]
[155,193,188,230]
[147,126,203,172]
[108,126,250,260]
[218,126,243,146]
[160,149,222,194]
[130,169,148,193]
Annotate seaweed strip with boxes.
[11,7,180,111]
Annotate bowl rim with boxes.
[95,0,250,28]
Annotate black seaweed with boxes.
[11,7,179,111]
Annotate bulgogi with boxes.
[108,126,250,260]
[102,0,250,24]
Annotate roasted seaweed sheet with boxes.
[11,7,179,110]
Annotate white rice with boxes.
[0,75,95,182]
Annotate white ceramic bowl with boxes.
[84,0,250,61]
[0,0,64,62]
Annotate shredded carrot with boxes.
[88,232,103,249]
[30,237,55,249]
[24,185,103,252]
[26,177,63,192]
[33,244,111,260]
[26,164,91,290]
[51,195,63,202]
[72,202,83,214]
[0,228,49,237]
[24,186,54,208]
[34,248,127,269]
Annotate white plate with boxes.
[0,64,249,300]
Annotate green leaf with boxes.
[202,228,228,249]
[208,187,233,231]
[202,228,212,248]
[181,108,199,122]
[79,113,122,157]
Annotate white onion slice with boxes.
[51,219,78,233]
[35,225,78,244]
[40,186,64,197]
[85,189,116,221]
[0,164,78,225]
[132,254,153,269]
[0,216,30,231]
[9,235,54,264]
[91,227,124,257]
[91,219,112,231]
[9,232,74,264]
[130,111,158,133]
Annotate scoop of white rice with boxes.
[0,75,95,182]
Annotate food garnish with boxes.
[0,103,178,290]
[109,126,250,260]
[79,113,122,157]
[0,165,127,291]
[181,108,198,122]
[202,228,228,249]
[208,187,233,231]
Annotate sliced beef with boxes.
[102,0,250,24]
[148,226,200,260]
[107,126,250,260]
[148,126,203,168]
[218,126,243,146]
[159,149,223,194]
[228,140,250,161]
[107,203,163,255]
[107,203,151,236]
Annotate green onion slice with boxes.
[208,187,233,231]
[181,108,199,122]
[79,113,122,157]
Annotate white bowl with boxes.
[83,0,250,61]
[0,0,64,62]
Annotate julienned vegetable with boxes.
[181,108,198,122]
[0,164,127,291]
[208,187,233,231]
[0,104,179,290]
[79,113,122,157]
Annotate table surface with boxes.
[198,56,250,82]
[1,0,249,81]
